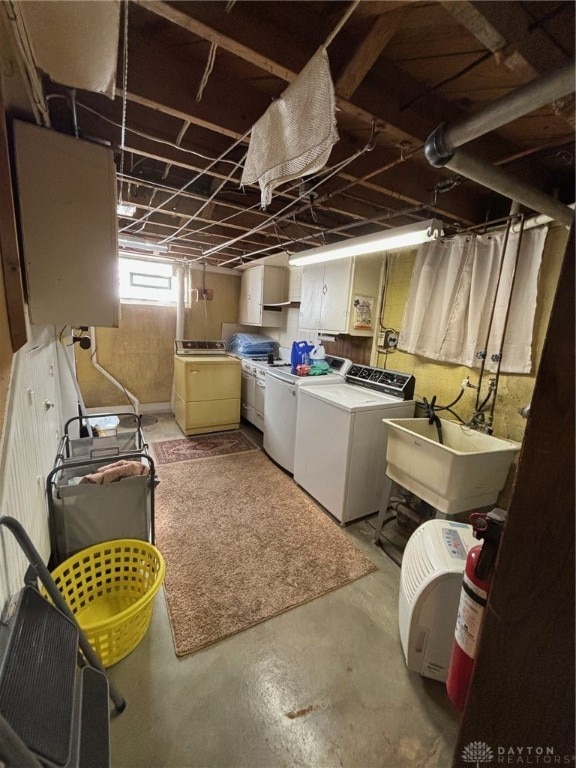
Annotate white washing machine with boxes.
[293,365,415,524]
[263,356,351,474]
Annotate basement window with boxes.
[119,257,177,304]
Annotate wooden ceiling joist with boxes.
[134,0,418,147]
[335,10,401,100]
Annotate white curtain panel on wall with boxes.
[398,227,548,374]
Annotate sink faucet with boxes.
[468,410,494,434]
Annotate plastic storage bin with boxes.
[44,539,165,667]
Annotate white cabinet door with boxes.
[299,260,352,332]
[239,266,263,324]
[298,256,380,334]
[299,264,324,328]
[321,260,353,331]
[239,265,286,326]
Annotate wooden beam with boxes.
[135,0,297,83]
[109,98,482,225]
[119,90,245,143]
[454,226,575,764]
[336,10,400,100]
[441,1,571,77]
[0,79,27,352]
[119,138,395,229]
[134,0,416,147]
[120,176,343,239]
[123,7,516,223]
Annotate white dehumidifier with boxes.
[398,519,478,682]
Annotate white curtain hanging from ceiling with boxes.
[240,48,339,209]
[398,226,548,374]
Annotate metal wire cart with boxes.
[47,413,157,566]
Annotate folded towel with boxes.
[241,49,338,208]
[79,459,147,485]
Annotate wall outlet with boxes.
[384,330,398,348]
[192,288,213,301]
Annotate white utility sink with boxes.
[383,418,521,514]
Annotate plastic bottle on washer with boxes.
[310,343,326,365]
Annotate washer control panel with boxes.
[345,365,415,399]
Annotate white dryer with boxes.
[293,365,415,524]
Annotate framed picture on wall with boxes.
[353,295,374,330]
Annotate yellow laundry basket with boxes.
[44,539,165,667]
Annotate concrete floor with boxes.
[108,414,460,768]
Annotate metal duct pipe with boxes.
[443,149,574,226]
[510,202,575,233]
[440,61,575,152]
[424,61,576,226]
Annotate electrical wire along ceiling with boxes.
[16,0,576,267]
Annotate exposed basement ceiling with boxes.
[10,0,576,266]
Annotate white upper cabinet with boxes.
[299,255,382,335]
[238,265,286,326]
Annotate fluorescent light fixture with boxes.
[118,235,169,254]
[117,203,136,217]
[288,218,444,266]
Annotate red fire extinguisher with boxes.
[446,508,507,711]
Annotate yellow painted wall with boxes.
[76,270,241,407]
[374,226,569,445]
[75,303,177,407]
[185,269,240,339]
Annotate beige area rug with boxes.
[155,450,378,656]
[150,430,259,465]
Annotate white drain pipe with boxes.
[59,332,89,418]
[89,327,140,415]
[171,265,186,413]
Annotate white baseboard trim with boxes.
[85,402,172,415]
[140,402,172,413]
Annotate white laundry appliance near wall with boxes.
[293,365,415,524]
[263,356,351,474]
[240,356,291,432]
